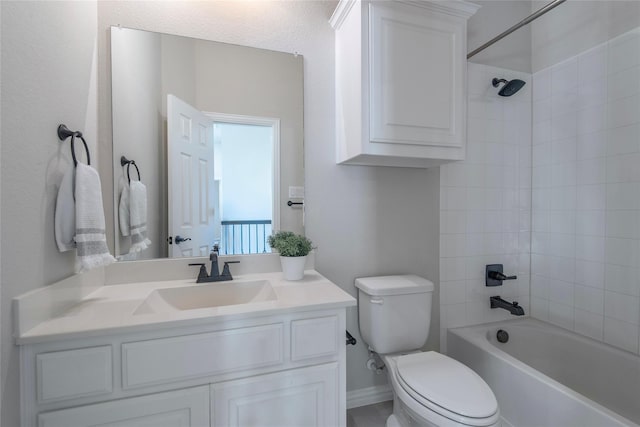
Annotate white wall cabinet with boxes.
[21,309,346,427]
[330,0,479,168]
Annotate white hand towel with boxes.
[128,180,151,253]
[118,183,130,236]
[74,163,116,272]
[54,167,76,252]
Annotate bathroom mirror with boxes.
[111,27,304,260]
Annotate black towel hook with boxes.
[57,124,90,166]
[120,156,141,184]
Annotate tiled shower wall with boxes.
[530,27,640,354]
[439,63,532,349]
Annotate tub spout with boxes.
[490,296,525,316]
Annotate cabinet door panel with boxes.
[38,386,209,427]
[369,2,464,148]
[212,363,339,427]
[291,315,339,361]
[37,345,112,403]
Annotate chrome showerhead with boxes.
[492,78,526,97]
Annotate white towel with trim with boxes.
[75,163,116,272]
[128,180,151,253]
[55,167,76,252]
[118,183,130,236]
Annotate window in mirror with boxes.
[212,118,278,255]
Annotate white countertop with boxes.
[16,270,356,345]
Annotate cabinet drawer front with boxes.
[36,346,112,403]
[122,323,284,388]
[38,385,209,427]
[291,315,339,361]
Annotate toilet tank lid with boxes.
[355,275,434,296]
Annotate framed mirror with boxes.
[111,27,304,260]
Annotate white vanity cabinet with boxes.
[20,309,346,427]
[330,0,479,168]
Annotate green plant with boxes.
[267,231,314,257]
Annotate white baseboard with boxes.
[347,384,393,409]
[501,417,515,427]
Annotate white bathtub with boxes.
[448,318,639,427]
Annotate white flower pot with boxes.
[280,255,307,281]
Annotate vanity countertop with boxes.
[15,270,355,345]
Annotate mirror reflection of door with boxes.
[167,95,218,258]
[168,94,280,258]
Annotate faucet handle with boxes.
[188,263,208,281]
[221,261,240,278]
[488,271,517,281]
[486,264,517,286]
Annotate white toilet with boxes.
[356,275,500,427]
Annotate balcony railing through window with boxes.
[220,220,272,255]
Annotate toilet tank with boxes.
[355,275,434,354]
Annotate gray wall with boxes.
[0,2,98,425]
[468,0,533,73]
[468,0,640,73]
[531,0,640,72]
[111,28,163,258]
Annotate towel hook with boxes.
[120,156,141,184]
[57,124,90,166]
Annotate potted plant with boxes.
[268,231,314,280]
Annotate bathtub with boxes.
[447,318,639,427]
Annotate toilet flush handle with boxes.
[370,297,384,305]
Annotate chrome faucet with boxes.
[189,245,240,283]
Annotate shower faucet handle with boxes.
[486,264,517,286]
[488,271,517,281]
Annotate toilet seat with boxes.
[389,352,499,426]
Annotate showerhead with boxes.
[492,78,526,97]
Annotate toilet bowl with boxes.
[383,352,499,427]
[355,275,500,427]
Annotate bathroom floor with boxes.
[347,401,393,427]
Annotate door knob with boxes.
[175,235,192,244]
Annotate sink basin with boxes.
[134,280,277,315]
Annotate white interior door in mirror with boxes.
[167,94,219,258]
